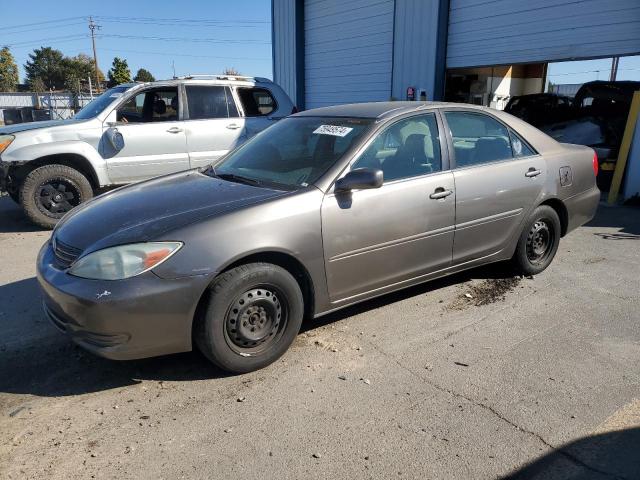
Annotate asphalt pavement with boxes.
[0,195,639,479]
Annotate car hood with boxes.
[0,118,87,135]
[54,170,289,253]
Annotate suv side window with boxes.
[237,87,277,116]
[352,114,442,182]
[117,88,179,123]
[185,85,238,120]
[445,111,513,167]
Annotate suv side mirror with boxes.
[106,127,125,151]
[335,168,383,192]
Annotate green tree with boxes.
[24,47,66,90]
[107,57,131,87]
[62,54,105,94]
[0,46,19,91]
[133,68,155,83]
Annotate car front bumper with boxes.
[37,240,211,360]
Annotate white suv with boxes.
[0,75,295,228]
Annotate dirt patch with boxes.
[448,277,522,310]
[583,256,606,264]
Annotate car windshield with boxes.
[211,116,373,189]
[74,86,130,120]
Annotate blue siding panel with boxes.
[304,0,394,109]
[392,0,447,101]
[272,0,298,103]
[447,0,640,67]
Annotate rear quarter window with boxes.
[237,87,277,117]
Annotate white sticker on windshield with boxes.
[109,93,123,98]
[313,125,354,137]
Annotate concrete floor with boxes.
[0,196,639,479]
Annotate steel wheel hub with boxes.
[225,288,283,350]
[526,220,552,262]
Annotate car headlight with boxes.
[0,134,14,155]
[68,242,183,280]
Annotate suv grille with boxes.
[53,238,82,269]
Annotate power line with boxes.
[6,34,89,48]
[0,21,86,37]
[97,33,269,44]
[94,15,268,25]
[3,16,85,31]
[100,47,269,61]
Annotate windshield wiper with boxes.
[215,172,263,187]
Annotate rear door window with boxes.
[445,111,513,168]
[185,85,238,120]
[237,87,277,116]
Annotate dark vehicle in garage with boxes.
[38,102,600,373]
[504,93,573,127]
[541,81,640,189]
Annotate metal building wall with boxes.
[304,0,395,109]
[392,0,448,101]
[447,0,640,68]
[272,0,300,106]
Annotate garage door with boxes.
[447,0,640,68]
[304,0,394,109]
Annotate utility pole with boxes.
[610,56,619,81]
[172,60,176,79]
[89,16,101,92]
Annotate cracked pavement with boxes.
[1,196,639,479]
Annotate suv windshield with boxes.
[212,116,373,189]
[74,86,130,120]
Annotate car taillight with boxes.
[592,151,599,177]
[291,106,298,114]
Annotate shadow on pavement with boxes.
[0,196,47,233]
[587,203,640,239]
[0,261,518,398]
[503,427,640,479]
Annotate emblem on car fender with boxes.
[559,166,573,187]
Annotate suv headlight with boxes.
[68,242,183,280]
[0,135,14,155]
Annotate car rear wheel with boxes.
[194,262,304,373]
[512,205,561,276]
[19,164,93,229]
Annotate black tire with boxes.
[512,205,561,276]
[19,164,93,229]
[7,189,20,204]
[194,263,304,373]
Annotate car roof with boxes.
[293,101,489,120]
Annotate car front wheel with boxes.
[194,262,304,373]
[512,205,561,276]
[19,164,93,229]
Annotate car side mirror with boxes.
[106,127,125,151]
[335,168,383,192]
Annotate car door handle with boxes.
[166,127,183,134]
[429,188,453,200]
[525,168,542,178]
[226,123,241,130]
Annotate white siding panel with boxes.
[447,0,640,67]
[304,0,394,108]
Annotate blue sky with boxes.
[1,0,273,82]
[2,1,638,87]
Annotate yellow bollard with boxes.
[608,91,640,204]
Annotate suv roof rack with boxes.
[175,74,272,83]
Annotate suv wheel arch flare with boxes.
[13,153,100,190]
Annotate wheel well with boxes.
[540,198,568,237]
[10,154,99,190]
[223,252,316,320]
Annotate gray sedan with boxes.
[37,102,600,373]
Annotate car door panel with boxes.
[183,85,246,169]
[452,157,546,262]
[321,172,456,303]
[103,122,189,183]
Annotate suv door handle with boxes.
[226,123,241,130]
[429,187,453,200]
[525,168,542,177]
[166,127,183,134]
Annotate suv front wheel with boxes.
[19,164,93,229]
